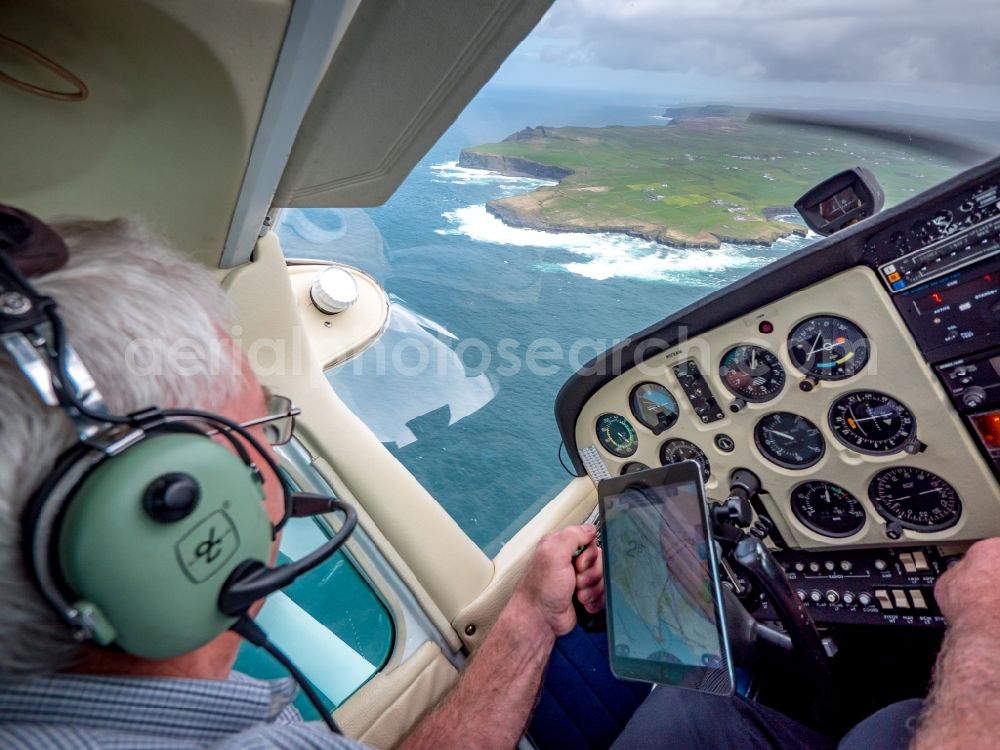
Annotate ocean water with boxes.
[276,88,812,555]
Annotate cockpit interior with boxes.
[3,0,1000,747]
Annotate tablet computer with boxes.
[598,460,734,694]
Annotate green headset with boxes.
[0,206,354,732]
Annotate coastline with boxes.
[458,148,806,249]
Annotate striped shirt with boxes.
[0,671,369,749]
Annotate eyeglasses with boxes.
[242,393,301,446]
[204,392,301,447]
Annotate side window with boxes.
[234,473,394,719]
[276,193,582,559]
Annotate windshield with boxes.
[278,0,999,555]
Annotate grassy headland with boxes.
[460,110,959,248]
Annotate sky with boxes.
[491,0,1000,116]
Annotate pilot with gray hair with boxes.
[0,207,994,750]
[0,207,604,749]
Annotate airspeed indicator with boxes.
[596,413,638,458]
[787,315,870,380]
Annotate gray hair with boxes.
[0,218,244,676]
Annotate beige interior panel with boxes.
[274,0,553,207]
[335,641,458,750]
[576,266,1000,549]
[309,458,462,657]
[222,232,493,619]
[286,263,390,369]
[453,477,597,649]
[1,0,290,264]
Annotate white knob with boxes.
[310,266,359,314]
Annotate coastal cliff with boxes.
[458,150,573,181]
[484,198,802,248]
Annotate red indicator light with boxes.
[932,292,943,304]
[973,412,1000,448]
[758,321,774,334]
[986,274,993,282]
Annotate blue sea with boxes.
[276,88,812,555]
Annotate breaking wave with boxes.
[428,161,557,190]
[438,204,794,284]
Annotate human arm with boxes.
[398,524,604,750]
[910,538,1000,750]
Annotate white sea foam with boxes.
[440,204,785,284]
[428,161,557,187]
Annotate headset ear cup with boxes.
[56,432,273,659]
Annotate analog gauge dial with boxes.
[791,481,866,538]
[869,467,962,532]
[787,315,870,380]
[620,461,650,475]
[719,344,785,402]
[754,412,825,469]
[829,391,917,454]
[659,439,711,481]
[596,413,638,458]
[629,382,680,434]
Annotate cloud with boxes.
[534,0,1000,86]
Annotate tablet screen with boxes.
[600,465,732,692]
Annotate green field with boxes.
[461,115,960,247]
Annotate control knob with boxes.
[962,386,987,409]
[310,266,360,314]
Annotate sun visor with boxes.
[272,0,553,209]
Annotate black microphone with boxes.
[218,494,357,617]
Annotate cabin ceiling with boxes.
[0,0,554,269]
[0,0,290,267]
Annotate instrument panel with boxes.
[576,266,1000,550]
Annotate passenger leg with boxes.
[836,699,923,750]
[610,687,836,750]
